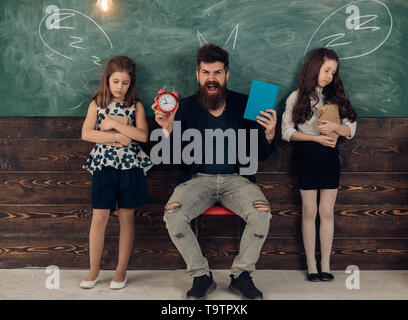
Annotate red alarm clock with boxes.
[154,86,179,114]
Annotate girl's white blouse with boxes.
[281,86,357,142]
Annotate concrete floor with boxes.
[1,269,407,300]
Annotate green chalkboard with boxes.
[0,0,407,116]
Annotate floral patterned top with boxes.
[83,101,153,175]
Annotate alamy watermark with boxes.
[150,121,259,175]
[45,265,60,289]
[345,265,360,290]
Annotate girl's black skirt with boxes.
[297,141,340,190]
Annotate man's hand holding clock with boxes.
[152,87,179,135]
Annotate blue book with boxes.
[243,80,280,122]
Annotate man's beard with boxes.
[197,80,227,111]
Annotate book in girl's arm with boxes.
[104,114,129,147]
[318,104,340,140]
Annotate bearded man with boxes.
[152,44,277,300]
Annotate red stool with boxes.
[193,206,246,240]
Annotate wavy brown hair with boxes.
[93,56,137,109]
[292,48,357,124]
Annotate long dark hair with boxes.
[292,48,357,124]
[93,55,137,109]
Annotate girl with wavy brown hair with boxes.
[81,56,153,290]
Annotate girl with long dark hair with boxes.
[281,48,357,282]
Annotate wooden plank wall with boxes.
[0,117,407,270]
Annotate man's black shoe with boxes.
[186,271,216,300]
[229,271,263,300]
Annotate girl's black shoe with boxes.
[319,272,334,281]
[306,273,320,282]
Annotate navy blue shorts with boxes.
[91,166,149,210]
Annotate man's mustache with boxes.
[204,80,220,88]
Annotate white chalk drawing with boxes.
[70,100,84,110]
[197,30,208,47]
[203,0,228,16]
[320,34,352,48]
[39,5,113,61]
[197,24,239,50]
[349,15,381,31]
[225,24,239,50]
[92,55,102,66]
[69,36,84,49]
[304,0,392,60]
[45,53,54,60]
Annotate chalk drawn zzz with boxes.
[39,5,113,65]
[304,0,392,60]
[197,24,239,50]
